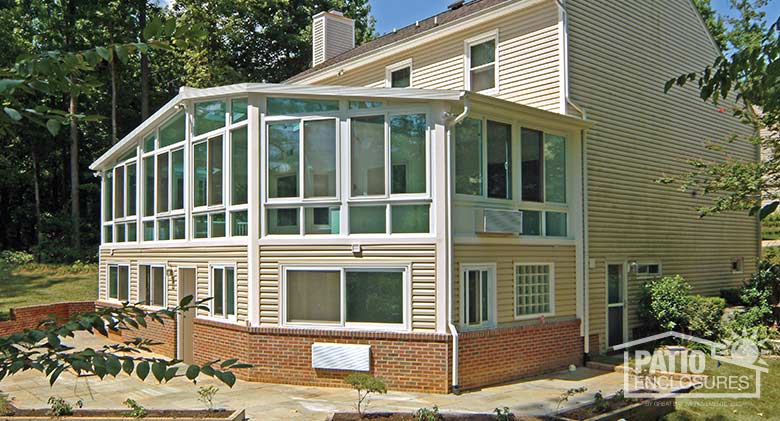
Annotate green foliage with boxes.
[494,406,514,421]
[686,295,726,340]
[556,386,587,414]
[46,396,82,417]
[0,250,34,267]
[197,385,219,411]
[591,391,609,414]
[414,405,441,421]
[720,287,742,306]
[0,393,11,416]
[762,212,780,240]
[123,398,148,419]
[744,260,780,306]
[344,373,387,416]
[639,275,693,332]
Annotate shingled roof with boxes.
[287,0,514,82]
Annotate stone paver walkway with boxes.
[0,333,625,420]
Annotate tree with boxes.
[661,0,779,219]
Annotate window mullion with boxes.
[340,268,347,326]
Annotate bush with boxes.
[47,397,82,417]
[0,250,34,267]
[744,260,780,306]
[685,295,725,340]
[0,393,11,416]
[123,398,148,419]
[414,406,441,421]
[344,373,386,416]
[639,275,692,332]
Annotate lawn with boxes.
[0,263,98,320]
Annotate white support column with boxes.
[432,101,450,333]
[247,93,262,326]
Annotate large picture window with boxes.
[515,264,553,318]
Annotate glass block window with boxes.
[515,264,552,317]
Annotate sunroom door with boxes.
[607,263,626,348]
[462,266,495,328]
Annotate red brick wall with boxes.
[97,301,177,358]
[0,301,95,337]
[458,319,583,390]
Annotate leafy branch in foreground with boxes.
[0,295,251,387]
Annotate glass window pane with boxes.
[143,221,154,241]
[607,265,623,305]
[267,208,299,235]
[305,207,340,234]
[143,133,155,152]
[115,224,125,242]
[545,134,566,203]
[546,211,567,237]
[391,67,411,88]
[156,153,169,213]
[391,205,429,233]
[226,268,235,316]
[152,266,165,307]
[173,217,185,239]
[127,222,137,242]
[193,141,207,207]
[104,225,113,242]
[268,122,300,198]
[466,270,478,325]
[349,101,383,110]
[140,265,150,304]
[109,265,118,298]
[470,66,495,92]
[390,114,426,194]
[346,271,403,324]
[231,127,248,205]
[208,136,223,206]
[114,166,125,219]
[104,172,113,221]
[286,270,341,323]
[231,98,248,123]
[470,39,495,68]
[522,210,541,236]
[143,157,154,217]
[172,149,184,210]
[231,211,248,236]
[350,206,386,234]
[213,268,224,316]
[118,266,129,301]
[267,97,339,115]
[158,219,170,241]
[159,111,185,147]
[521,128,543,202]
[487,120,511,199]
[455,118,482,195]
[194,214,208,238]
[211,212,226,238]
[127,163,136,216]
[304,120,337,198]
[194,101,225,136]
[351,115,385,196]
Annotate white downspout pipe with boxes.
[445,94,470,394]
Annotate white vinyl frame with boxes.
[459,263,497,330]
[512,262,555,320]
[634,261,662,280]
[106,152,139,244]
[385,58,413,88]
[207,263,238,322]
[137,263,168,308]
[464,29,499,94]
[106,263,131,302]
[604,261,629,349]
[280,264,411,332]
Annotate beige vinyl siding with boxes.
[453,243,577,324]
[567,0,759,352]
[258,243,437,331]
[312,1,563,112]
[99,245,250,322]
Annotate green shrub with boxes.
[744,261,780,307]
[494,406,515,421]
[0,393,12,416]
[685,295,726,340]
[414,405,441,421]
[47,397,82,417]
[344,373,387,416]
[197,385,219,411]
[123,398,148,419]
[639,275,692,332]
[0,250,34,266]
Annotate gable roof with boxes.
[287,0,518,83]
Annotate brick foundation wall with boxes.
[0,301,95,337]
[96,301,177,358]
[458,319,583,390]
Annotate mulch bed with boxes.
[331,413,550,420]
[557,398,639,421]
[3,404,231,418]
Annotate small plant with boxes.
[0,250,34,267]
[494,406,514,421]
[197,385,219,411]
[47,396,83,417]
[591,390,610,414]
[0,393,12,416]
[556,386,587,414]
[123,398,148,418]
[344,373,387,417]
[415,405,441,421]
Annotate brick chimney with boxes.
[312,10,355,67]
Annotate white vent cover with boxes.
[475,208,523,234]
[312,343,370,371]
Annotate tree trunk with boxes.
[139,0,150,119]
[110,57,119,143]
[31,145,43,262]
[69,92,80,251]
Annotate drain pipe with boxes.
[445,94,470,395]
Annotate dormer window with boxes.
[465,31,498,93]
[386,59,412,88]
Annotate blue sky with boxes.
[368,0,780,35]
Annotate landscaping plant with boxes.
[591,391,609,414]
[494,406,514,421]
[0,393,11,416]
[46,396,82,417]
[123,398,148,418]
[197,385,220,411]
[639,275,692,332]
[414,405,441,421]
[556,387,587,414]
[344,373,387,417]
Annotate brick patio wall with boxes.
[0,301,95,337]
[458,319,583,390]
[96,301,177,358]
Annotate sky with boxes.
[368,0,780,36]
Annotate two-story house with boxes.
[90,0,758,393]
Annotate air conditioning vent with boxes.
[475,209,523,234]
[312,343,370,371]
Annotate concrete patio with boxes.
[0,333,625,420]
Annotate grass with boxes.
[0,263,98,320]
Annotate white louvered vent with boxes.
[312,343,370,371]
[312,11,355,67]
[475,209,523,234]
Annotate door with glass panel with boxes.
[607,263,626,348]
[462,266,494,328]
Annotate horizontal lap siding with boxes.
[258,243,437,331]
[314,2,562,112]
[453,243,577,324]
[567,0,759,352]
[99,245,250,322]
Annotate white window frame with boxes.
[207,263,237,321]
[280,265,410,331]
[635,262,662,280]
[385,59,413,88]
[138,263,168,308]
[605,261,629,348]
[459,263,497,330]
[513,262,555,320]
[464,30,499,94]
[107,263,131,302]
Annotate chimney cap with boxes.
[313,9,353,21]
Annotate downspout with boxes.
[555,0,591,358]
[445,94,470,394]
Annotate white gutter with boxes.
[444,94,470,394]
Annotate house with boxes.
[89,0,758,393]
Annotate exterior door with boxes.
[177,267,196,363]
[607,263,626,348]
[462,266,494,328]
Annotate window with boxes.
[159,112,185,147]
[156,152,169,213]
[390,114,426,194]
[194,101,226,136]
[231,98,248,124]
[304,120,337,198]
[731,257,744,274]
[635,263,661,279]
[193,211,226,238]
[351,115,385,196]
[521,128,543,202]
[350,206,385,234]
[143,157,154,217]
[231,127,248,205]
[386,60,412,88]
[520,129,569,237]
[139,265,166,307]
[391,204,429,233]
[453,117,510,199]
[515,264,553,318]
[267,208,299,235]
[193,136,223,207]
[486,120,511,199]
[268,122,300,198]
[231,210,248,236]
[462,266,495,328]
[466,34,497,92]
[171,149,184,210]
[267,97,339,116]
[455,117,483,195]
[284,268,405,328]
[304,207,340,234]
[210,266,236,319]
[104,155,137,243]
[108,264,130,301]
